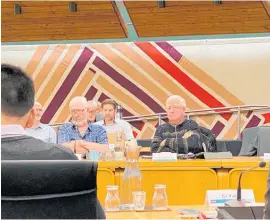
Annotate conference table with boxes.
[97,157,269,206]
[105,206,211,219]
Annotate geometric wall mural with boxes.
[2,41,270,139]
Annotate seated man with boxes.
[151,95,203,154]
[95,99,136,142]
[26,102,57,143]
[1,64,77,160]
[58,96,110,153]
[87,100,104,123]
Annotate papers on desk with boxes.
[263,153,270,161]
[152,152,177,161]
[177,209,218,219]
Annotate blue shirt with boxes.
[57,123,108,144]
[26,123,57,144]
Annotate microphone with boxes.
[71,122,78,154]
[70,137,77,154]
[237,161,266,201]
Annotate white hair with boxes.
[69,96,87,109]
[166,95,187,108]
[87,100,98,108]
[34,102,42,108]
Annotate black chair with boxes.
[137,139,152,156]
[137,139,152,147]
[1,160,105,219]
[216,140,242,156]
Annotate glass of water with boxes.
[105,185,120,212]
[132,191,146,210]
[152,184,168,210]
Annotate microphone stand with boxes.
[225,162,266,207]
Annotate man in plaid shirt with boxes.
[58,96,109,154]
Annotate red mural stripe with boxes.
[41,47,93,123]
[135,42,231,121]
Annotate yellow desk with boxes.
[106,206,211,219]
[97,157,269,206]
[98,159,221,205]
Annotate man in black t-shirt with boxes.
[1,64,77,160]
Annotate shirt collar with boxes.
[101,119,120,126]
[72,122,92,131]
[32,123,45,129]
[1,125,26,138]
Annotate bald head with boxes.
[87,100,99,122]
[166,95,186,109]
[87,100,98,109]
[33,102,43,122]
[69,96,87,110]
[34,102,42,108]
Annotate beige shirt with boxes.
[95,119,136,142]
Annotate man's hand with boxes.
[160,139,166,148]
[74,140,88,154]
[183,131,193,139]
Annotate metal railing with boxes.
[50,105,270,139]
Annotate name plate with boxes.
[204,152,232,159]
[264,153,270,161]
[152,153,177,162]
[205,189,255,207]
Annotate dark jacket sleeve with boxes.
[165,120,203,154]
[151,125,174,153]
[151,125,163,153]
[264,169,270,219]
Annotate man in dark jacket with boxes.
[151,95,203,154]
[1,64,77,160]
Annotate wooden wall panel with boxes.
[1,1,126,42]
[125,1,270,37]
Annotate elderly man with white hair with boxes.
[26,102,57,143]
[58,96,109,153]
[87,100,104,123]
[151,95,203,154]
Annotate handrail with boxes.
[49,104,270,139]
[122,105,270,120]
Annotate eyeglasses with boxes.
[166,105,183,111]
[35,108,43,112]
[88,109,97,114]
[71,109,86,114]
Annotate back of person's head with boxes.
[1,64,35,118]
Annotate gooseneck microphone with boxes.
[70,122,78,154]
[237,161,266,201]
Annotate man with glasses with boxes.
[87,100,104,123]
[26,102,57,143]
[58,96,109,154]
[151,95,203,154]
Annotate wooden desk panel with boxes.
[227,168,268,202]
[97,168,116,206]
[140,167,217,205]
[97,157,269,206]
[221,157,268,168]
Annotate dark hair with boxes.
[101,99,117,110]
[1,64,35,117]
